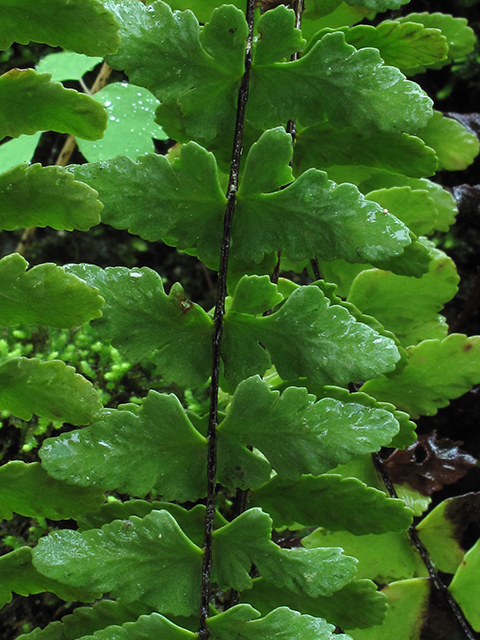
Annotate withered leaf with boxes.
[382,431,477,495]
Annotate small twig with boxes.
[198,1,255,636]
[372,453,477,640]
[14,62,113,256]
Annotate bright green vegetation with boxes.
[0,0,479,638]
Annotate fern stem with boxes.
[372,453,477,640]
[198,2,255,636]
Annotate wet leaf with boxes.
[33,510,203,616]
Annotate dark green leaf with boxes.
[0,461,104,521]
[65,264,213,387]
[0,163,102,231]
[243,577,387,631]
[223,279,400,388]
[253,6,306,65]
[218,376,400,479]
[40,391,207,501]
[345,0,409,9]
[207,605,347,640]
[33,510,203,616]
[77,500,227,548]
[0,358,102,424]
[0,69,107,141]
[70,146,226,269]
[0,0,120,56]
[233,128,412,267]
[0,253,104,327]
[19,600,154,640]
[0,547,98,610]
[293,125,438,178]
[250,474,412,534]
[105,0,246,145]
[248,31,433,135]
[212,508,357,596]
[79,612,197,640]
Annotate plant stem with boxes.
[198,2,255,636]
[372,453,477,640]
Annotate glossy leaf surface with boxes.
[40,391,207,501]
[0,547,98,610]
[70,145,227,268]
[250,474,412,534]
[0,69,107,141]
[106,1,432,145]
[347,243,458,347]
[0,0,120,56]
[0,163,102,231]
[311,385,416,449]
[212,508,357,595]
[73,128,412,270]
[233,128,412,266]
[218,376,400,478]
[208,605,347,640]
[65,264,213,387]
[105,0,246,144]
[223,279,400,388]
[0,358,102,424]
[244,577,387,631]
[0,253,104,328]
[348,578,430,640]
[36,51,103,82]
[77,82,168,163]
[303,528,426,583]
[33,510,203,616]
[449,538,480,631]
[362,334,480,417]
[0,461,104,521]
